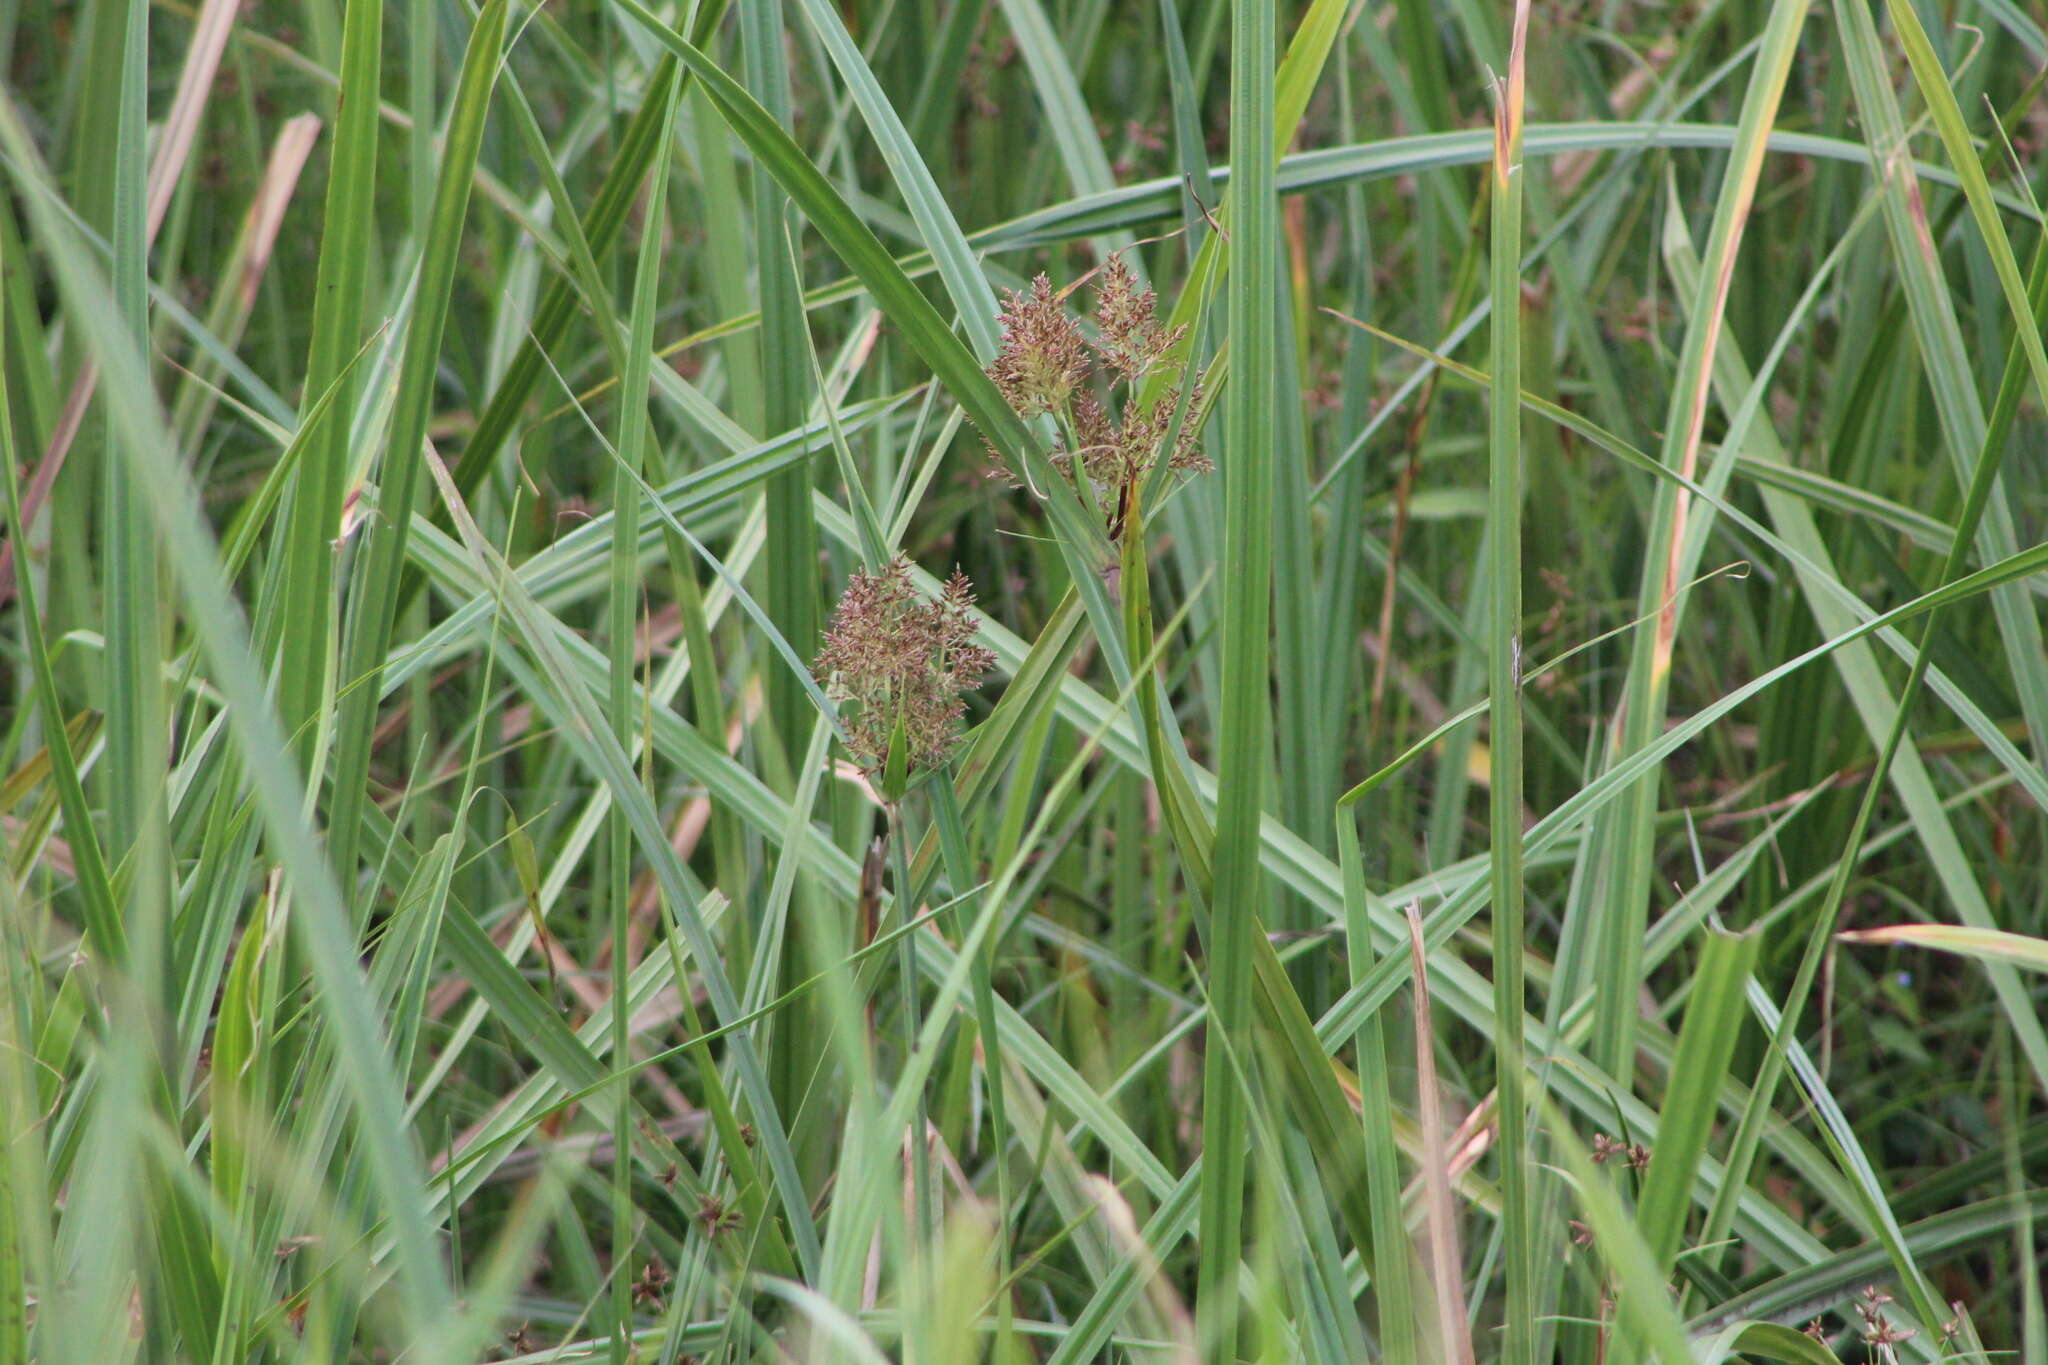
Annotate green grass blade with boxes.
[1577,0,1808,1085]
[1634,926,1760,1272]
[789,0,1001,359]
[603,57,681,1362]
[328,0,508,886]
[0,358,121,963]
[1880,0,2048,420]
[1194,0,1276,1356]
[1486,10,1534,1361]
[269,0,381,764]
[1338,811,1416,1364]
[742,0,821,760]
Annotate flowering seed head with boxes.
[1092,254,1185,381]
[1069,387,1123,485]
[1068,383,1208,493]
[814,557,997,777]
[631,1257,670,1308]
[981,261,1210,532]
[1166,378,1212,476]
[988,274,1087,419]
[696,1193,743,1239]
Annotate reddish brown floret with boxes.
[987,274,1088,419]
[814,557,996,776]
[1091,254,1186,381]
[982,255,1210,531]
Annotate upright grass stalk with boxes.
[1577,0,1806,1084]
[743,0,820,759]
[270,0,379,774]
[886,807,937,1322]
[328,0,506,891]
[97,54,189,1360]
[1338,813,1414,1365]
[0,313,119,966]
[927,777,1016,1361]
[102,0,166,966]
[1485,8,1533,1363]
[606,61,682,1365]
[1194,0,1274,1355]
[1406,903,1475,1365]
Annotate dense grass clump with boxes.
[2,0,2046,1360]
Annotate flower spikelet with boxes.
[1166,377,1211,475]
[1092,254,1185,381]
[1072,385,1207,490]
[814,558,996,776]
[1068,388,1118,482]
[988,274,1087,419]
[1104,396,1165,489]
[980,256,1210,528]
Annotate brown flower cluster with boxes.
[1589,1132,1651,1171]
[1089,254,1182,382]
[1856,1286,1915,1353]
[985,255,1210,523]
[986,274,1088,419]
[814,557,996,778]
